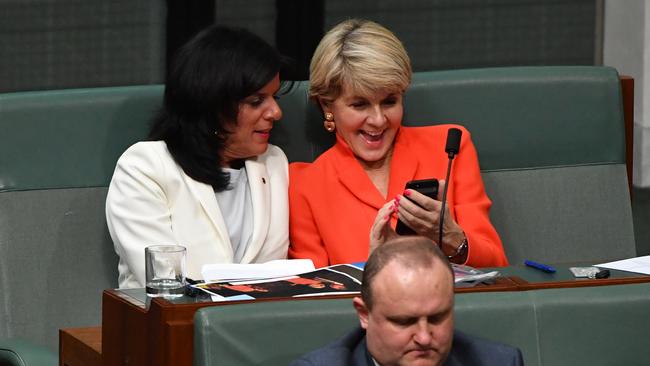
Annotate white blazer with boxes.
[105,141,289,288]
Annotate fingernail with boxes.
[384,214,390,220]
[403,190,411,197]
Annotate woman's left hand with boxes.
[395,180,466,256]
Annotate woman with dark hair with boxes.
[106,25,290,289]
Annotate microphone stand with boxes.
[438,155,455,250]
[438,128,461,252]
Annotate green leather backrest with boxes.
[273,66,625,170]
[193,298,357,366]
[0,66,624,191]
[273,66,634,264]
[0,85,162,192]
[529,283,650,365]
[403,66,633,264]
[454,291,540,365]
[457,282,650,366]
[403,66,625,170]
[193,283,650,366]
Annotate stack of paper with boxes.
[200,259,316,283]
[596,255,650,275]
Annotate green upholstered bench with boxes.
[455,283,650,365]
[0,86,162,361]
[403,67,635,265]
[0,66,634,363]
[193,282,650,366]
[193,299,356,366]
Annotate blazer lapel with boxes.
[333,129,420,208]
[387,129,419,199]
[182,174,234,258]
[240,158,270,263]
[332,138,387,210]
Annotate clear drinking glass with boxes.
[145,245,186,298]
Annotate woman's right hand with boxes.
[369,198,399,254]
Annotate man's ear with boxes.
[353,296,370,329]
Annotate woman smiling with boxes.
[288,19,508,268]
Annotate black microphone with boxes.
[438,128,462,251]
[445,128,462,158]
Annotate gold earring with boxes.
[323,112,335,132]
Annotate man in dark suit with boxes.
[290,236,523,366]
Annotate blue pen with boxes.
[524,260,556,273]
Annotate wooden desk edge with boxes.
[59,327,102,366]
[513,273,650,290]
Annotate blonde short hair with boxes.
[309,19,412,102]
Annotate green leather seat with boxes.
[193,283,650,366]
[0,86,162,359]
[193,298,357,366]
[402,66,634,265]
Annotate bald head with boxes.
[361,236,453,310]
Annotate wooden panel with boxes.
[620,75,634,195]
[59,327,101,366]
[102,290,148,366]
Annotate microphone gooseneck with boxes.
[438,128,462,251]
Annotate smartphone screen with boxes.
[395,178,439,235]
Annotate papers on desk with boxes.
[197,260,498,301]
[194,264,362,302]
[453,264,500,284]
[596,255,650,275]
[201,259,315,283]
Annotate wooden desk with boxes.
[97,275,518,366]
[60,267,650,366]
[59,327,101,366]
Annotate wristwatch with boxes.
[448,237,468,260]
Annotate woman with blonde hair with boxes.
[289,19,508,268]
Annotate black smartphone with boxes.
[395,178,439,235]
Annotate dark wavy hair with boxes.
[149,25,289,191]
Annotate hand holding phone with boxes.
[395,178,439,235]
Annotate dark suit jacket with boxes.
[289,327,524,366]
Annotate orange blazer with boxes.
[289,125,508,268]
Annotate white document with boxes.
[201,259,315,283]
[595,255,650,275]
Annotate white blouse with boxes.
[215,167,253,262]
